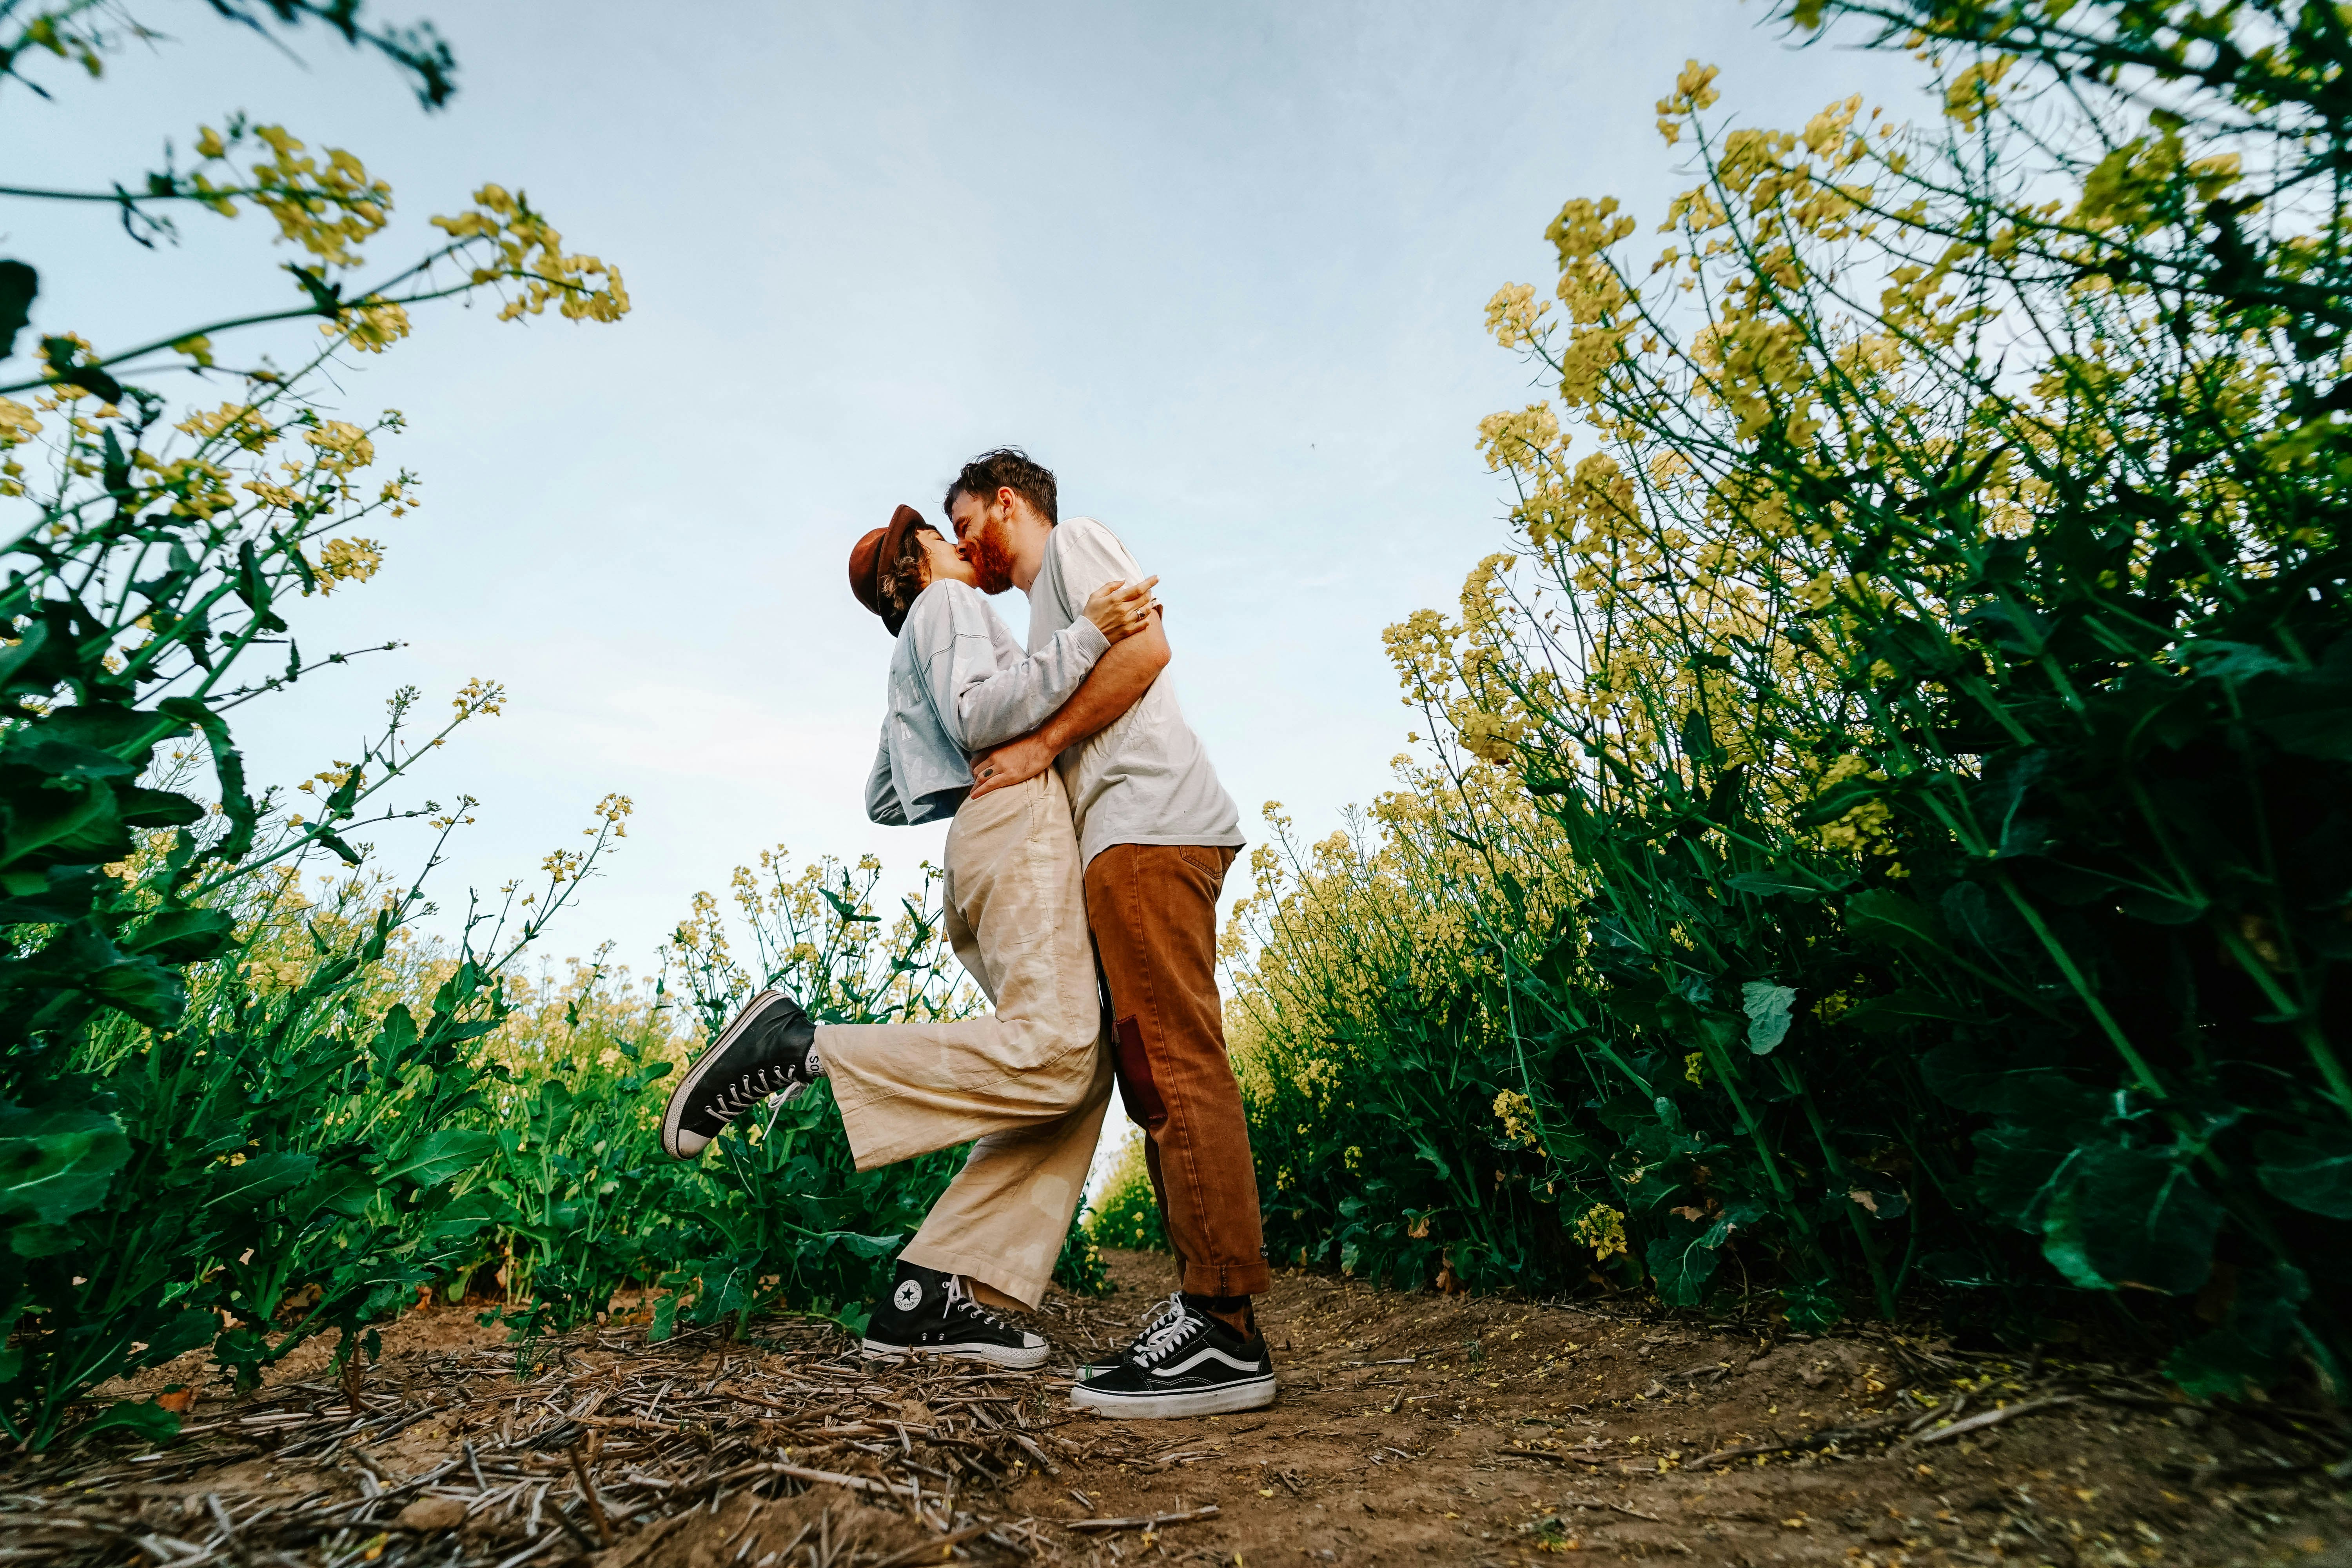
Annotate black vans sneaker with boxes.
[661,990,816,1158]
[1071,1293,1276,1417]
[861,1261,1049,1369]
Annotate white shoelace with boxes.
[1129,1293,1205,1366]
[712,1062,798,1118]
[944,1276,1021,1334]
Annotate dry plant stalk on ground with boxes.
[7,1252,2345,1567]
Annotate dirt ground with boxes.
[7,1248,2347,1567]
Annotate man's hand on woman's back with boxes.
[969,605,1171,800]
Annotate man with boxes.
[949,447,1276,1419]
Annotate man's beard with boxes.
[964,520,1018,595]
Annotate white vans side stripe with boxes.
[1148,1347,1264,1379]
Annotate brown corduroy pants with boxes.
[815,772,1113,1309]
[1085,843,1271,1298]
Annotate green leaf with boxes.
[0,621,49,695]
[40,335,121,404]
[311,828,363,867]
[293,1165,378,1221]
[1779,1278,1844,1333]
[140,1309,221,1368]
[821,1230,902,1259]
[116,787,207,829]
[821,888,879,924]
[157,697,256,871]
[2,782,125,866]
[1970,1117,2088,1227]
[88,955,187,1024]
[1922,1047,2101,1120]
[1844,987,1974,1033]
[2040,1145,2222,1295]
[1678,708,1722,766]
[379,1129,498,1189]
[205,1150,318,1209]
[2163,1262,2310,1398]
[71,1398,181,1448]
[1700,1198,1769,1246]
[2180,640,2294,682]
[1644,1219,1720,1307]
[0,1103,128,1225]
[1411,1134,1454,1180]
[1724,867,1841,902]
[233,541,272,622]
[0,260,35,359]
[2254,1129,2352,1220]
[1740,982,1796,1055]
[372,1004,419,1073]
[9,1221,75,1258]
[5,733,140,782]
[1844,889,1944,951]
[2241,637,2352,761]
[122,907,237,963]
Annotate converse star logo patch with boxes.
[893,1279,923,1312]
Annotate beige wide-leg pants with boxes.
[815,771,1113,1308]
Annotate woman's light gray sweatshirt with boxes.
[864,579,1109,827]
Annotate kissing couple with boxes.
[660,448,1275,1419]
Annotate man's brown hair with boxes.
[946,447,1058,526]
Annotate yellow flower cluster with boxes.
[1654,59,1721,145]
[451,677,508,721]
[477,951,688,1086]
[326,299,412,354]
[1492,1089,1542,1150]
[0,398,43,448]
[1813,755,1903,873]
[303,420,376,474]
[1940,55,2013,132]
[0,397,38,496]
[590,793,635,837]
[177,401,279,453]
[178,124,393,269]
[1483,284,1550,351]
[431,185,631,324]
[1572,1203,1629,1261]
[316,536,384,589]
[297,762,359,797]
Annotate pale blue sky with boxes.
[15,1,1923,974]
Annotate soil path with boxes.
[9,1249,2345,1567]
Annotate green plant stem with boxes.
[2212,921,2352,1126]
[1993,870,2169,1101]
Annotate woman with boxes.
[661,503,1156,1367]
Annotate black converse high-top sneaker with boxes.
[1071,1293,1277,1418]
[661,990,817,1158]
[860,1261,1050,1369]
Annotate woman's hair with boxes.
[879,523,939,633]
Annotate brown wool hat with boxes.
[848,503,927,635]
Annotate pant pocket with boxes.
[1112,1015,1167,1131]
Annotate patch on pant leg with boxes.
[1112,1015,1167,1131]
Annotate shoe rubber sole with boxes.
[861,1337,1051,1370]
[661,990,805,1159]
[1069,1374,1278,1418]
